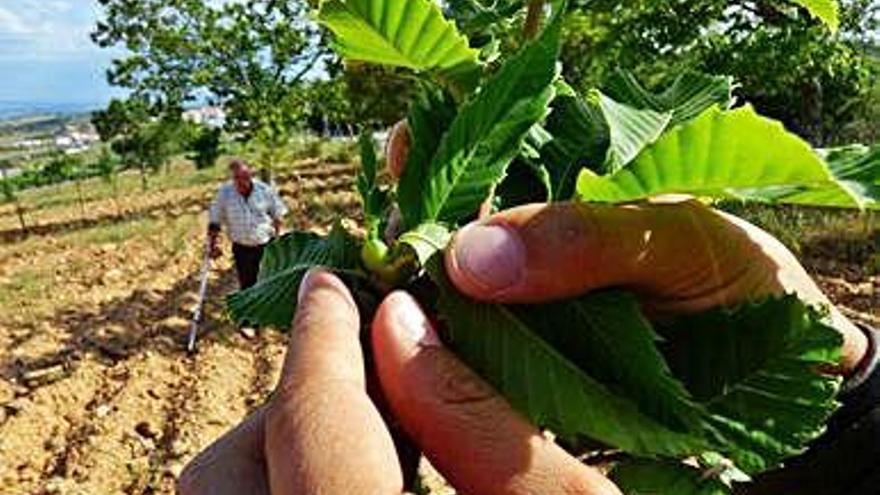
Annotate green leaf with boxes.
[732,144,880,209]
[357,131,388,228]
[610,460,732,495]
[358,131,377,189]
[427,257,709,457]
[604,69,736,126]
[510,290,706,435]
[226,223,362,329]
[401,16,561,227]
[792,144,879,207]
[526,81,609,200]
[576,105,839,204]
[592,90,672,173]
[317,0,481,81]
[398,222,452,265]
[398,84,458,226]
[658,296,843,474]
[783,0,840,31]
[494,157,553,208]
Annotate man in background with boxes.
[208,159,288,293]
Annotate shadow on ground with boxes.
[1,264,241,388]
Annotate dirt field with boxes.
[0,160,876,495]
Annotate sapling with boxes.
[0,161,27,237]
[227,0,879,492]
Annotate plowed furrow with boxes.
[140,339,259,494]
[39,351,184,494]
[0,360,109,493]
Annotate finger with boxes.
[386,119,410,179]
[178,407,270,495]
[445,200,801,312]
[265,268,403,495]
[373,291,621,495]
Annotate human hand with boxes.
[208,238,222,259]
[178,268,622,495]
[444,199,868,375]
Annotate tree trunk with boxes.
[140,163,148,192]
[111,178,122,220]
[0,166,26,237]
[14,201,27,238]
[75,177,86,219]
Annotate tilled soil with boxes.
[0,161,876,495]
[0,161,356,494]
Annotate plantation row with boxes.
[0,158,366,493]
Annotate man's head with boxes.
[229,159,253,196]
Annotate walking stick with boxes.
[187,239,213,354]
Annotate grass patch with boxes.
[721,203,878,267]
[0,267,51,306]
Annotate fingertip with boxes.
[297,267,352,305]
[373,291,441,358]
[386,120,410,179]
[294,267,359,328]
[446,221,526,300]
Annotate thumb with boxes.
[444,200,781,309]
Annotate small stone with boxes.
[239,326,257,340]
[135,420,159,439]
[166,460,185,478]
[95,404,112,418]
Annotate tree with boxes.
[0,161,27,237]
[45,153,87,217]
[188,125,223,170]
[92,98,183,191]
[92,0,329,177]
[341,65,414,127]
[94,148,123,218]
[558,0,880,145]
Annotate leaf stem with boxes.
[523,0,545,39]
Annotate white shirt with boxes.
[209,180,289,246]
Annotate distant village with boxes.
[4,105,226,158]
[10,123,100,156]
[0,106,228,179]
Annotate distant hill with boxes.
[0,101,99,122]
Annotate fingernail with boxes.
[393,293,441,348]
[453,224,525,293]
[297,267,322,304]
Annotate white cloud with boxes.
[0,5,33,35]
[0,0,97,62]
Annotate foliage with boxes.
[0,164,16,204]
[92,97,191,188]
[188,126,223,170]
[93,0,328,157]
[227,224,361,329]
[610,460,732,495]
[559,0,880,146]
[317,0,481,89]
[223,0,876,493]
[341,64,415,126]
[574,105,853,205]
[397,18,560,227]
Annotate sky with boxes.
[0,0,122,106]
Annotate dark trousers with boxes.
[232,243,266,289]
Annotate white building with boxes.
[183,106,226,128]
